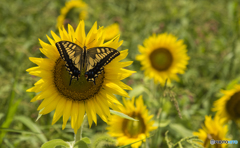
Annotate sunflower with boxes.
[212,84,240,123]
[26,20,135,133]
[136,33,189,85]
[193,115,229,148]
[56,0,88,28]
[107,96,157,148]
[103,23,120,41]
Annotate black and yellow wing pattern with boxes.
[55,41,120,85]
[85,47,120,84]
[55,41,83,85]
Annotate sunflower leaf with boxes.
[110,110,138,121]
[129,85,144,97]
[74,140,89,148]
[169,123,192,137]
[14,116,47,143]
[81,137,91,144]
[36,110,43,122]
[92,134,116,148]
[41,139,71,148]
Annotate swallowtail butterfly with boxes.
[55,41,120,85]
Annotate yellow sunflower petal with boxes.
[62,100,72,130]
[104,81,129,98]
[52,98,67,125]
[71,101,79,129]
[37,93,58,110]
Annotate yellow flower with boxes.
[193,115,229,148]
[107,96,157,148]
[212,84,240,123]
[56,0,88,28]
[136,33,189,85]
[103,23,120,41]
[27,20,135,133]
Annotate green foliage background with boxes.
[0,0,240,147]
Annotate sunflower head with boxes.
[213,84,240,123]
[56,0,88,28]
[107,96,157,148]
[136,33,189,85]
[27,20,135,133]
[193,115,229,148]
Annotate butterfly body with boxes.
[55,41,120,85]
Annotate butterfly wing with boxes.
[85,47,120,84]
[55,41,83,85]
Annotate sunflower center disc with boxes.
[149,48,173,71]
[226,91,240,120]
[204,134,221,147]
[53,58,104,101]
[122,113,146,138]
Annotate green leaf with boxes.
[74,140,89,148]
[41,139,70,148]
[0,96,21,145]
[226,77,240,90]
[36,111,43,122]
[169,123,193,137]
[92,134,116,148]
[110,110,138,121]
[0,128,41,134]
[14,116,47,143]
[129,85,145,97]
[0,113,4,121]
[155,120,170,127]
[81,137,91,144]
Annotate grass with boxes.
[0,0,240,147]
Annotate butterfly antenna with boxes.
[75,38,83,47]
[75,38,96,48]
[87,39,96,46]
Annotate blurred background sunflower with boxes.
[213,84,240,123]
[107,96,157,148]
[56,0,88,28]
[193,115,229,148]
[136,33,189,85]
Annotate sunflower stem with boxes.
[75,127,82,143]
[145,139,149,148]
[74,115,86,145]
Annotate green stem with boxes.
[74,115,86,144]
[154,79,166,147]
[75,126,82,143]
[145,139,149,148]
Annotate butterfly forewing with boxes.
[55,41,83,85]
[56,41,120,85]
[85,47,120,84]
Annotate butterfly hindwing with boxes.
[55,41,83,85]
[56,41,120,85]
[85,47,120,84]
